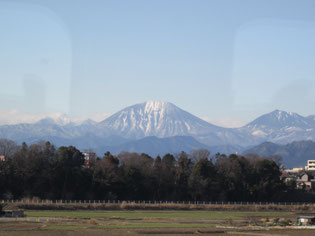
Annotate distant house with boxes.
[285,160,315,173]
[280,172,296,183]
[83,151,96,167]
[296,172,315,191]
[297,216,315,226]
[1,204,24,218]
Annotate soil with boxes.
[1,220,315,236]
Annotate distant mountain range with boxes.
[101,136,209,157]
[239,110,315,144]
[243,140,315,168]
[0,101,315,160]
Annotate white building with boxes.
[285,167,304,173]
[83,151,96,166]
[306,160,315,171]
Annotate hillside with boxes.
[243,140,315,168]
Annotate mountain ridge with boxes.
[0,101,315,158]
[98,101,222,139]
[243,140,315,168]
[100,135,210,157]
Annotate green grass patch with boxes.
[95,222,216,229]
[26,210,292,220]
[44,222,216,231]
[44,225,88,230]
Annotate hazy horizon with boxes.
[0,101,314,128]
[1,0,315,127]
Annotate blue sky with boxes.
[1,0,315,127]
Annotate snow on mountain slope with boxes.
[246,110,312,129]
[98,101,222,139]
[307,115,315,125]
[1,102,315,153]
[238,110,315,144]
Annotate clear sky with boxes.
[1,0,315,127]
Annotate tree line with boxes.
[0,139,298,202]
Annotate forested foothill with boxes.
[0,139,309,202]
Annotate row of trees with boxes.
[0,139,292,201]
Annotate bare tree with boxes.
[0,139,18,158]
[190,149,210,162]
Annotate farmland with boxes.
[25,210,292,219]
[1,209,315,236]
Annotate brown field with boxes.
[1,208,315,236]
[2,202,315,235]
[1,223,315,236]
[1,220,315,236]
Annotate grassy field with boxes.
[25,210,293,220]
[2,210,314,236]
[43,223,217,230]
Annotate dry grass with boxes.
[5,201,315,212]
[88,218,97,225]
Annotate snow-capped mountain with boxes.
[97,101,252,147]
[238,110,315,144]
[0,102,315,156]
[98,101,222,139]
[246,110,312,129]
[0,110,85,126]
[307,114,315,125]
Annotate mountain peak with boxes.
[143,101,174,113]
[36,117,56,125]
[247,109,310,129]
[145,100,170,107]
[99,101,219,139]
[271,109,296,117]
